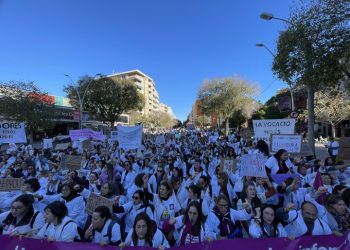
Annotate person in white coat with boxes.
[120,212,169,249]
[35,182,87,229]
[249,205,287,238]
[276,201,332,238]
[205,194,252,240]
[36,201,79,242]
[84,206,121,245]
[0,194,45,236]
[112,190,154,235]
[265,149,295,175]
[163,200,208,245]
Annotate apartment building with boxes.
[108,70,160,115]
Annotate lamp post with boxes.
[260,12,293,25]
[255,43,295,111]
[64,74,102,129]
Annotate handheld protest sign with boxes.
[270,134,302,153]
[0,178,24,191]
[85,192,114,215]
[60,154,82,170]
[55,143,70,151]
[220,158,237,173]
[240,154,267,177]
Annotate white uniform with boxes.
[249,220,287,238]
[284,210,332,237]
[36,216,79,242]
[205,208,252,239]
[124,228,169,248]
[0,210,45,235]
[92,219,121,245]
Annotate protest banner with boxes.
[0,122,26,143]
[69,129,105,141]
[253,119,295,144]
[240,154,267,177]
[85,192,114,215]
[110,131,118,141]
[43,138,53,149]
[117,125,143,149]
[60,155,82,170]
[220,158,237,172]
[0,178,24,191]
[271,173,299,185]
[155,135,166,145]
[270,134,302,153]
[0,231,348,250]
[55,143,70,151]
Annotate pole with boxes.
[64,74,83,129]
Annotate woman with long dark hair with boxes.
[322,194,350,236]
[249,205,287,238]
[36,201,79,242]
[265,149,294,174]
[0,194,45,236]
[120,212,169,249]
[163,201,207,245]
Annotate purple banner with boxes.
[1,233,350,250]
[69,129,106,141]
[271,173,299,185]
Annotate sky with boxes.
[0,0,295,121]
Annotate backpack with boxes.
[92,220,119,245]
[30,211,40,229]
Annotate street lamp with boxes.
[260,12,293,25]
[64,73,102,129]
[255,43,295,111]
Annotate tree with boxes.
[147,111,176,129]
[272,0,350,154]
[198,76,258,135]
[314,87,350,138]
[64,76,144,127]
[0,81,57,141]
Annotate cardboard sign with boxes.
[271,134,302,153]
[43,138,53,149]
[0,178,24,191]
[220,158,237,172]
[60,155,82,170]
[85,192,114,215]
[0,122,26,143]
[55,143,70,151]
[253,119,295,144]
[240,154,267,177]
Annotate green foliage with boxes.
[64,76,144,127]
[197,76,258,133]
[272,0,350,89]
[0,81,57,132]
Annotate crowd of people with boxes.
[0,129,349,249]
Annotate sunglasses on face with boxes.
[132,196,140,200]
